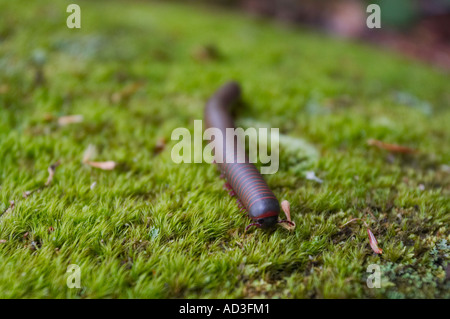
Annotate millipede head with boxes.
[248,198,280,229]
[255,215,278,229]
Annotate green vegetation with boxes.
[0,0,448,298]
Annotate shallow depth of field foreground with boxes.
[0,0,449,298]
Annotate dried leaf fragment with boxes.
[367,228,383,254]
[192,44,221,62]
[82,144,116,170]
[82,144,97,163]
[23,191,32,198]
[280,200,296,231]
[153,137,167,155]
[0,84,9,94]
[367,139,417,154]
[86,161,116,170]
[111,82,143,104]
[45,161,60,186]
[58,115,84,126]
[43,113,54,122]
[305,171,323,183]
[281,200,291,221]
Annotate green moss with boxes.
[0,0,448,298]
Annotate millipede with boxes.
[204,81,294,231]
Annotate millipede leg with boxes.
[278,220,295,227]
[245,223,261,232]
[223,182,235,197]
[237,199,247,213]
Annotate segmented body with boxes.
[204,82,280,228]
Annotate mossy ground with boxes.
[0,0,448,298]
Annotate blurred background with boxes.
[171,0,450,69]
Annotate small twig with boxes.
[0,200,15,217]
[1,162,60,219]
[340,217,362,228]
[340,214,383,255]
[364,208,377,221]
